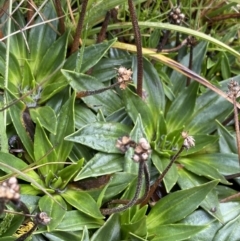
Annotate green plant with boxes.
[0,0,240,240]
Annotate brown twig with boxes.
[233,96,240,165]
[54,0,65,34]
[101,160,145,215]
[128,0,143,98]
[140,145,185,206]
[157,30,171,52]
[97,11,111,43]
[108,162,150,206]
[186,45,193,86]
[206,13,240,23]
[220,192,240,203]
[26,0,34,26]
[70,0,88,54]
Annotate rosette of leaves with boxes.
[0,1,240,241]
[63,38,240,240]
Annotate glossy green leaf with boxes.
[180,209,219,241]
[124,115,147,174]
[155,112,167,143]
[50,92,75,166]
[178,168,223,222]
[91,214,121,241]
[22,60,35,88]
[28,2,57,74]
[39,195,67,231]
[6,10,28,61]
[220,52,231,80]
[189,153,240,175]
[61,189,104,219]
[170,41,207,94]
[179,157,230,185]
[65,122,131,153]
[151,224,207,241]
[30,106,57,134]
[101,172,135,202]
[74,153,123,181]
[36,31,69,82]
[120,206,148,239]
[152,152,178,192]
[147,180,218,228]
[187,79,233,134]
[91,55,131,83]
[83,172,135,203]
[97,175,112,208]
[132,57,165,118]
[216,120,237,154]
[75,104,97,129]
[81,226,90,241]
[122,216,147,239]
[44,231,83,241]
[123,88,154,139]
[213,214,240,241]
[34,120,58,174]
[80,39,117,73]
[166,82,199,132]
[6,89,34,159]
[180,134,219,156]
[58,159,84,189]
[0,152,39,181]
[69,143,93,163]
[62,70,123,116]
[0,212,24,237]
[0,42,22,84]
[56,211,104,231]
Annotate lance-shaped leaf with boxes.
[39,195,67,231]
[91,214,121,241]
[61,189,104,219]
[147,180,218,230]
[178,168,223,223]
[179,158,230,185]
[56,210,104,231]
[123,88,154,139]
[74,153,123,181]
[65,122,131,153]
[50,92,75,167]
[62,70,123,116]
[166,82,199,133]
[34,119,58,174]
[151,224,208,241]
[6,88,34,159]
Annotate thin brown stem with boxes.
[141,145,185,206]
[54,0,65,34]
[70,0,88,54]
[101,161,145,215]
[156,30,171,52]
[138,162,150,204]
[161,37,189,53]
[97,11,111,43]
[128,0,143,98]
[233,97,240,165]
[26,0,34,26]
[108,162,150,206]
[76,80,127,98]
[220,192,240,203]
[186,45,193,86]
[206,13,240,23]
